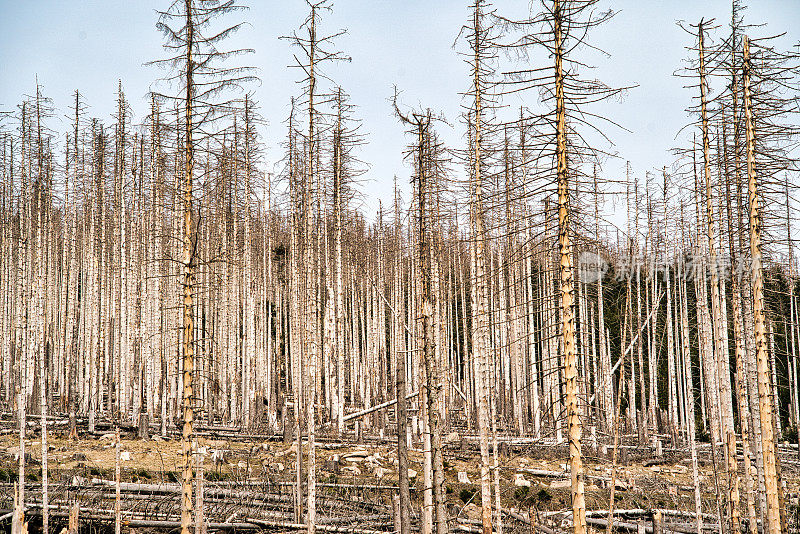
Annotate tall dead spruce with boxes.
[394,102,448,534]
[462,3,495,532]
[498,1,628,532]
[283,3,348,532]
[150,2,255,533]
[741,33,796,534]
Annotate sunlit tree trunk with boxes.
[180,2,196,532]
[554,2,585,531]
[743,35,781,534]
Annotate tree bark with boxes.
[554,2,585,532]
[743,35,781,534]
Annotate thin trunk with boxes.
[470,5,493,534]
[180,2,196,533]
[743,35,780,534]
[555,2,585,531]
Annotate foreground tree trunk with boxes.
[743,35,780,534]
[468,4,493,533]
[554,1,585,532]
[394,184,411,534]
[417,116,447,534]
[180,2,196,532]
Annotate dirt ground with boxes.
[4,428,795,525]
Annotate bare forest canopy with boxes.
[1,2,800,534]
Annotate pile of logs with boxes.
[1,477,397,533]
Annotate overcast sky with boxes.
[1,0,798,218]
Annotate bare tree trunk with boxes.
[412,117,447,534]
[67,92,80,441]
[115,427,121,534]
[659,171,677,443]
[469,5,493,533]
[608,259,632,534]
[679,258,703,534]
[180,2,196,533]
[40,311,48,534]
[196,444,206,534]
[17,107,28,519]
[304,11,319,534]
[333,103,345,437]
[554,2,585,532]
[12,482,26,534]
[743,35,780,534]
[724,131,756,534]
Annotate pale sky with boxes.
[1,0,798,218]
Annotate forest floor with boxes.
[2,426,798,532]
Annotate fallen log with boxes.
[500,509,561,534]
[4,507,260,530]
[342,392,419,423]
[126,519,259,530]
[515,468,565,478]
[65,477,390,514]
[584,509,717,521]
[586,517,651,533]
[246,517,388,534]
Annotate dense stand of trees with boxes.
[2,1,800,534]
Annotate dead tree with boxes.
[394,101,449,534]
[553,4,585,530]
[496,2,629,532]
[150,2,256,533]
[462,3,496,532]
[743,34,779,534]
[283,3,348,532]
